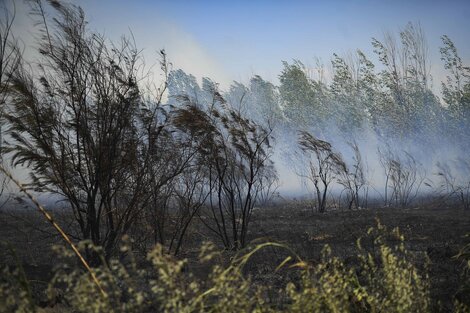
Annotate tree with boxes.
[440,35,470,130]
[5,1,170,261]
[0,0,20,121]
[173,86,277,250]
[371,22,435,138]
[249,75,283,126]
[378,147,425,208]
[167,69,202,107]
[336,141,367,210]
[436,160,470,211]
[0,0,21,205]
[140,111,204,255]
[297,131,344,213]
[279,60,326,127]
[330,53,367,134]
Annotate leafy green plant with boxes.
[0,243,35,313]
[453,234,470,312]
[1,221,448,313]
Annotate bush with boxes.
[0,223,468,312]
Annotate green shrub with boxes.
[286,222,430,313]
[0,266,35,313]
[454,234,470,313]
[0,244,35,313]
[1,223,467,312]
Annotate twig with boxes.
[0,165,108,298]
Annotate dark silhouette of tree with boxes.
[0,0,21,206]
[298,131,344,213]
[173,86,277,249]
[5,1,171,261]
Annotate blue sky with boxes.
[12,0,470,90]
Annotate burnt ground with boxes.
[241,203,470,311]
[1,201,469,311]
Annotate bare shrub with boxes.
[436,160,470,210]
[336,141,367,210]
[297,131,344,213]
[378,147,425,208]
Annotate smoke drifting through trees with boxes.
[1,1,470,257]
[164,22,470,211]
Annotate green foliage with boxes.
[354,223,430,312]
[440,35,470,147]
[0,243,35,313]
[453,234,470,312]
[440,35,470,114]
[3,223,467,312]
[286,222,431,313]
[279,60,325,126]
[0,266,35,313]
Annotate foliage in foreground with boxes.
[0,223,469,313]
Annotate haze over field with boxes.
[2,2,470,312]
[5,0,470,198]
[0,1,470,202]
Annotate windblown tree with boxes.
[173,83,277,250]
[5,1,172,261]
[139,113,204,255]
[355,50,381,126]
[378,147,425,208]
[440,35,470,147]
[225,75,284,133]
[0,1,20,120]
[0,1,21,203]
[167,69,202,107]
[336,141,367,210]
[279,60,327,128]
[330,52,368,135]
[440,35,470,117]
[436,160,470,211]
[248,75,283,126]
[371,22,440,139]
[298,131,344,213]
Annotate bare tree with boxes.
[256,168,280,207]
[297,131,343,213]
[378,147,425,208]
[139,116,206,255]
[436,160,470,210]
[378,146,393,206]
[390,152,425,208]
[168,160,209,255]
[336,141,367,210]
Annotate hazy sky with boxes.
[10,0,470,90]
